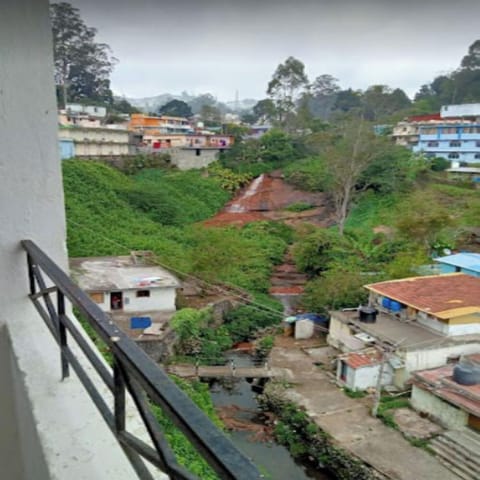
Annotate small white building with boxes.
[70,254,180,314]
[337,348,393,391]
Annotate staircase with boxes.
[430,428,480,480]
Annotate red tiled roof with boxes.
[366,273,480,318]
[408,113,441,122]
[343,350,382,369]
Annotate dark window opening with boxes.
[111,291,123,310]
[195,148,201,156]
[136,290,150,298]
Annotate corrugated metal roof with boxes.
[435,253,480,272]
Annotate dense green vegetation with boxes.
[150,377,222,479]
[171,304,282,364]
[63,160,289,295]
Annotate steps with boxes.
[430,428,480,480]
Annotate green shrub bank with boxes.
[171,304,282,364]
[150,377,222,480]
[260,390,375,480]
[63,161,290,295]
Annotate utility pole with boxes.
[372,338,405,417]
[372,346,388,417]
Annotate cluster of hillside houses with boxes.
[57,103,271,168]
[322,252,480,440]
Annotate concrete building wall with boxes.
[92,287,177,313]
[294,319,315,339]
[60,127,129,143]
[416,311,480,336]
[411,386,468,429]
[405,343,480,375]
[0,2,160,478]
[352,364,393,391]
[327,316,366,351]
[74,142,129,157]
[124,287,176,312]
[441,103,480,118]
[170,148,219,170]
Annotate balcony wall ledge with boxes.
[5,304,167,480]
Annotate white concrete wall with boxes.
[123,288,176,312]
[93,288,177,313]
[411,386,468,429]
[74,142,130,156]
[340,363,393,391]
[294,319,315,339]
[405,343,480,374]
[59,127,129,143]
[0,2,162,478]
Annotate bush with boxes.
[284,202,314,212]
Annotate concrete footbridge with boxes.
[166,363,280,379]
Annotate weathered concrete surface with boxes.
[269,344,458,480]
[393,408,443,440]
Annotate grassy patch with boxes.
[343,388,367,399]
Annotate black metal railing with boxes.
[22,240,261,480]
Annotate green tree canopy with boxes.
[267,56,309,129]
[50,2,117,107]
[158,99,193,118]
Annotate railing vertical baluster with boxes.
[57,291,70,380]
[27,253,36,295]
[114,359,126,433]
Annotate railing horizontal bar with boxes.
[30,285,57,300]
[22,240,261,480]
[61,313,114,391]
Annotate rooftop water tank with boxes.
[359,306,377,323]
[382,297,391,309]
[390,301,402,312]
[453,363,480,386]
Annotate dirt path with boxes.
[269,341,458,480]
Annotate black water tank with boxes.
[359,306,378,323]
[453,363,480,385]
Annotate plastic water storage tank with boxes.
[382,297,391,309]
[359,306,378,323]
[389,301,402,312]
[453,363,480,385]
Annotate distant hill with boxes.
[127,91,257,114]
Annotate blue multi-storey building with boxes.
[412,123,480,164]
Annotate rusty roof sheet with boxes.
[366,273,480,319]
[342,349,382,369]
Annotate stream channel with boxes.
[208,353,333,480]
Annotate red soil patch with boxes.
[204,172,331,227]
[269,285,305,295]
[203,211,265,227]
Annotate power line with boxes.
[68,220,286,320]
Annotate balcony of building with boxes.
[0,1,260,478]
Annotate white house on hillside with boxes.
[70,254,180,313]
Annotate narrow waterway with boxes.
[209,353,333,480]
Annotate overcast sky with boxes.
[67,0,480,102]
